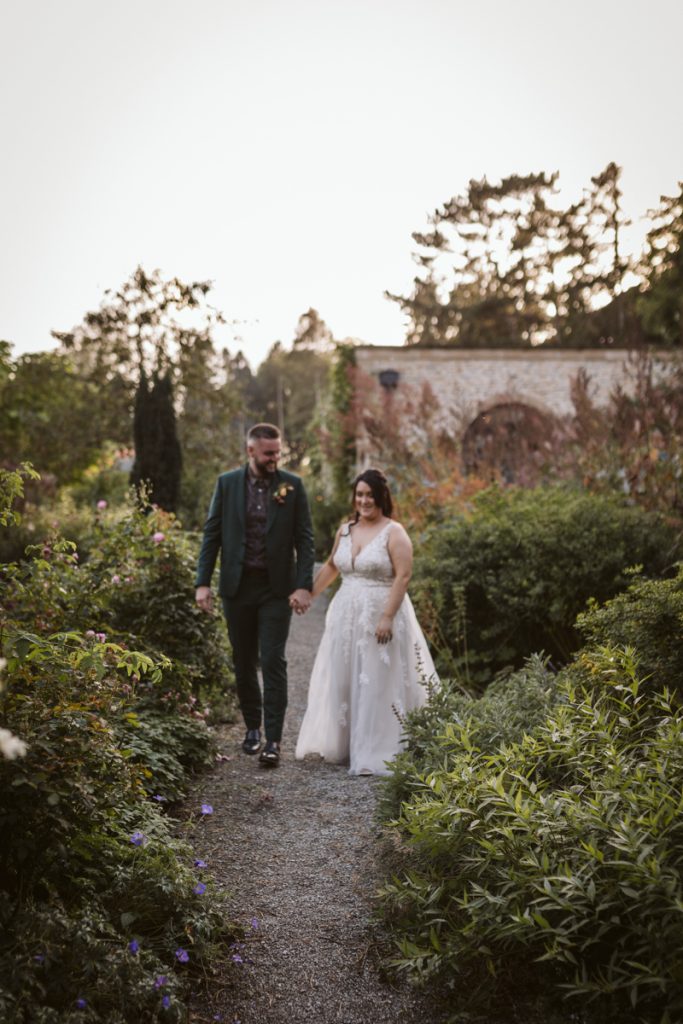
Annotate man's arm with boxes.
[289,478,315,613]
[195,479,223,612]
[292,479,315,592]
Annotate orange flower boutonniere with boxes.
[273,483,295,505]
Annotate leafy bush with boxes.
[411,485,680,685]
[577,564,683,691]
[2,499,234,720]
[380,655,560,821]
[0,468,236,1021]
[379,645,683,1022]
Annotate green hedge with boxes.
[378,573,683,1023]
[0,474,236,1021]
[411,486,680,686]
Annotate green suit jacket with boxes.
[195,465,315,599]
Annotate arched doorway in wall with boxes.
[462,402,556,484]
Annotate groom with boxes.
[195,423,314,767]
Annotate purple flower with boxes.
[200,803,213,816]
[34,953,45,963]
[175,947,190,963]
[162,994,171,1009]
[194,858,207,868]
[130,830,148,847]
[154,975,168,989]
[152,794,166,802]
[76,997,87,1009]
[152,531,165,543]
[193,882,206,895]
[250,917,259,930]
[231,953,243,963]
[128,939,140,954]
[97,499,108,510]
[95,632,106,643]
[213,1015,224,1022]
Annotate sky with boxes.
[1,0,682,370]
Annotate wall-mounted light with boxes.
[378,369,400,390]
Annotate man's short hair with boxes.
[247,423,281,443]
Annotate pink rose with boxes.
[97,500,108,510]
[152,532,165,543]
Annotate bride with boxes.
[295,468,437,776]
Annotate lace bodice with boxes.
[333,521,395,583]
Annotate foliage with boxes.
[49,266,249,527]
[378,644,683,1022]
[638,182,683,347]
[131,371,183,513]
[0,343,124,484]
[3,499,234,716]
[551,351,683,516]
[0,462,39,528]
[305,342,359,556]
[387,164,635,348]
[0,629,228,1020]
[0,468,236,1021]
[176,346,249,531]
[252,332,331,468]
[410,486,680,686]
[577,564,683,692]
[380,655,559,821]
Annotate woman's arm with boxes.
[376,523,413,644]
[311,524,344,599]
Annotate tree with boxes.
[387,172,561,347]
[53,267,250,520]
[388,164,633,348]
[638,183,683,346]
[131,371,182,512]
[0,343,108,483]
[251,311,334,466]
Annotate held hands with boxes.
[289,589,313,615]
[375,614,393,645]
[195,586,214,614]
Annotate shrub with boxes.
[0,467,236,1021]
[2,499,235,720]
[380,655,560,821]
[379,644,683,1022]
[577,564,683,692]
[411,486,680,686]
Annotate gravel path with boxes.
[186,592,446,1024]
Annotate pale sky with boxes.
[1,0,681,369]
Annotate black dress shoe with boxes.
[259,740,280,768]
[242,728,261,754]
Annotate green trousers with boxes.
[222,570,292,743]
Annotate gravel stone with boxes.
[186,591,446,1024]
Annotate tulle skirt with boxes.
[295,576,437,775]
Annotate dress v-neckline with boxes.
[350,520,392,569]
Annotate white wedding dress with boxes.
[295,521,437,776]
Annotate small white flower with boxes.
[0,728,28,760]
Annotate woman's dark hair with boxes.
[351,468,393,519]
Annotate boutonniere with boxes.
[273,484,294,505]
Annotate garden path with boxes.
[187,590,445,1024]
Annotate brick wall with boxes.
[354,346,660,422]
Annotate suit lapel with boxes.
[266,469,281,533]
[235,465,247,533]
